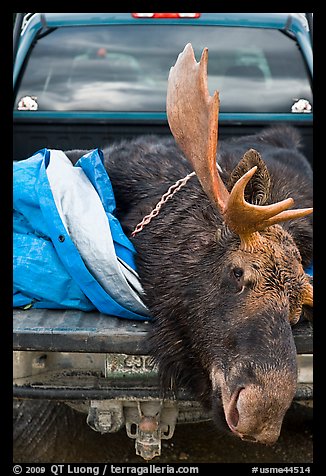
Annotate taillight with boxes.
[132,13,200,19]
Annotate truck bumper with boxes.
[13,310,313,460]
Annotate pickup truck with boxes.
[13,13,313,461]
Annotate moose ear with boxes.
[301,276,313,321]
[227,149,271,206]
[302,278,313,306]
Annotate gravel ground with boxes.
[13,399,313,464]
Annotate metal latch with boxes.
[87,400,124,433]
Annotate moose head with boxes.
[143,43,314,444]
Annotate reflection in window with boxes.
[17,25,312,113]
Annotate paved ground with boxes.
[13,399,312,464]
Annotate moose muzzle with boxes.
[211,361,297,445]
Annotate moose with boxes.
[66,44,313,445]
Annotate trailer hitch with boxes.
[86,399,178,460]
[125,401,178,460]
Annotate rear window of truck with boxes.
[16,24,312,114]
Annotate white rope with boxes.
[131,171,196,237]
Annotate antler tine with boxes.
[166,43,229,213]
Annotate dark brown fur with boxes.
[65,125,313,443]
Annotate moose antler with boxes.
[166,43,313,250]
[166,43,229,212]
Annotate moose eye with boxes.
[233,267,244,280]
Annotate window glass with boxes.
[16,25,312,113]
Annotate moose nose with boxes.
[225,386,281,445]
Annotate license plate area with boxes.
[105,353,159,380]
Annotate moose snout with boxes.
[211,362,297,445]
[225,385,283,445]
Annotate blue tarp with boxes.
[13,148,150,320]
